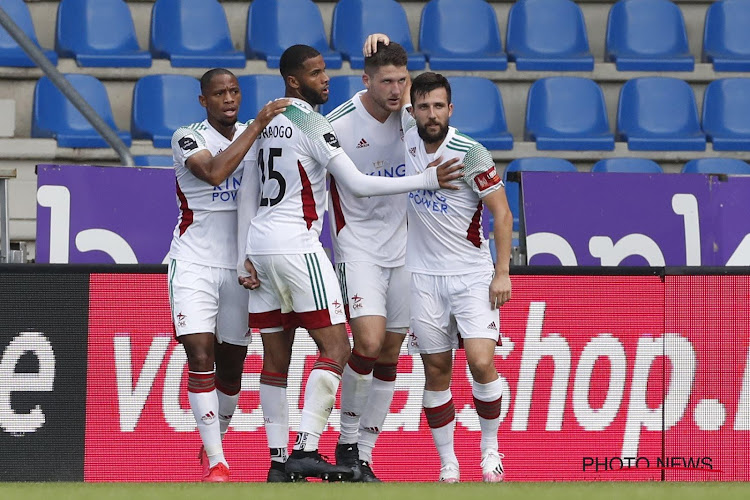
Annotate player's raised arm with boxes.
[184,99,290,186]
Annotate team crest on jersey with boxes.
[323,132,341,150]
[474,166,501,191]
[409,147,417,157]
[178,135,198,152]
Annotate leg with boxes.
[181,332,228,479]
[338,315,384,443]
[356,330,404,467]
[214,268,251,437]
[296,322,350,451]
[421,350,459,482]
[465,338,504,482]
[260,329,295,456]
[214,339,248,436]
[454,269,506,482]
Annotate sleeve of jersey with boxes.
[171,127,208,165]
[297,111,346,165]
[462,144,504,198]
[400,106,416,133]
[236,149,260,278]
[326,152,439,197]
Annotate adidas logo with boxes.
[409,147,417,157]
[487,321,497,331]
[356,138,369,148]
[201,410,215,422]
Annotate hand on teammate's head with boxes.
[363,33,391,57]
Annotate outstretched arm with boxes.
[326,152,462,197]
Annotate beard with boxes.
[417,120,449,145]
[300,84,328,106]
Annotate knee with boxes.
[187,350,214,372]
[353,336,381,359]
[468,357,497,382]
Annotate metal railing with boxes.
[0,6,134,167]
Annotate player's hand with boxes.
[363,33,390,57]
[238,258,260,290]
[400,73,412,109]
[428,156,462,190]
[489,273,511,310]
[254,99,290,129]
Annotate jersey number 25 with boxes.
[258,147,285,207]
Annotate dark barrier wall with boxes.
[0,272,89,481]
[0,266,748,482]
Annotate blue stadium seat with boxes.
[617,77,706,151]
[133,155,174,167]
[131,75,204,148]
[418,0,507,71]
[605,0,694,71]
[682,158,750,174]
[319,75,366,115]
[703,0,750,71]
[237,74,285,123]
[55,0,151,67]
[525,77,614,150]
[331,0,426,70]
[503,158,577,231]
[591,157,663,173]
[149,0,245,68]
[0,0,58,66]
[702,78,750,151]
[448,76,512,150]
[32,74,131,148]
[506,0,594,71]
[246,0,341,69]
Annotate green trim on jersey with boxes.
[168,259,176,317]
[188,122,208,132]
[284,102,335,139]
[304,253,328,310]
[336,263,348,305]
[462,142,496,179]
[172,125,208,149]
[446,134,476,153]
[326,99,356,122]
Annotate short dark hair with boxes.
[200,68,236,94]
[364,41,408,74]
[410,72,451,105]
[279,44,322,79]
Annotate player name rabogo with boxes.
[260,125,293,139]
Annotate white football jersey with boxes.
[404,126,503,275]
[326,91,413,267]
[246,98,344,255]
[168,119,250,269]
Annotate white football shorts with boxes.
[247,250,346,333]
[407,270,500,355]
[336,261,410,333]
[168,259,250,346]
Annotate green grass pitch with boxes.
[1,482,749,500]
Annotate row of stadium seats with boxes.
[30,73,750,152]
[3,0,750,71]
